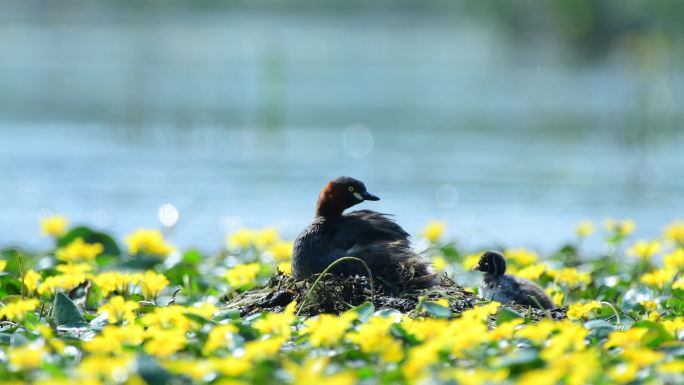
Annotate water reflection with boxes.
[0,2,682,252]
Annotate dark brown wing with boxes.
[332,210,410,249]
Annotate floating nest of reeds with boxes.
[221,272,566,321]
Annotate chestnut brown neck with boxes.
[315,183,348,218]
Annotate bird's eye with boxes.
[348,186,354,192]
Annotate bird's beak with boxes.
[472,263,482,271]
[360,191,380,201]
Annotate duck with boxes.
[473,250,554,309]
[291,176,436,292]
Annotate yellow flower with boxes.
[540,321,589,360]
[40,215,68,237]
[505,248,539,266]
[55,238,104,263]
[639,300,657,310]
[256,227,279,248]
[663,248,684,271]
[627,240,662,261]
[303,312,357,347]
[402,317,449,341]
[125,228,174,258]
[165,359,215,381]
[226,228,258,250]
[243,336,286,361]
[674,276,684,291]
[269,240,294,261]
[38,324,65,354]
[8,345,46,371]
[402,340,442,380]
[461,301,500,322]
[203,323,239,355]
[78,353,133,379]
[284,357,356,385]
[622,347,664,367]
[93,271,142,297]
[37,274,87,296]
[55,263,93,275]
[548,267,591,287]
[660,317,684,336]
[567,301,601,320]
[490,318,524,340]
[434,298,450,308]
[516,263,546,280]
[431,256,447,272]
[449,368,509,385]
[516,320,559,344]
[422,220,446,242]
[604,328,648,349]
[347,315,403,363]
[277,261,292,275]
[253,301,297,337]
[84,324,145,354]
[0,259,6,271]
[98,296,139,324]
[516,367,564,385]
[546,287,564,307]
[658,360,684,374]
[640,268,676,288]
[576,220,596,238]
[188,302,219,319]
[604,218,636,238]
[664,220,684,245]
[211,356,251,376]
[0,299,39,322]
[225,263,261,288]
[141,305,194,331]
[140,271,169,300]
[463,252,482,270]
[23,269,41,295]
[439,307,495,358]
[647,311,661,321]
[144,329,187,357]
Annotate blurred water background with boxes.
[1,0,683,253]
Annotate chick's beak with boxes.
[361,191,380,201]
[472,262,482,272]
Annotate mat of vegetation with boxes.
[1,216,683,384]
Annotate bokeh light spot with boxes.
[158,203,180,227]
[342,124,373,159]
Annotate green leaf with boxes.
[183,312,216,326]
[633,320,675,348]
[214,309,241,321]
[584,319,615,340]
[182,249,203,264]
[138,354,173,385]
[52,292,86,326]
[497,307,523,325]
[95,254,118,267]
[118,256,162,270]
[422,302,452,318]
[666,296,684,315]
[22,312,41,330]
[164,263,200,285]
[353,302,375,322]
[376,308,402,319]
[495,349,543,372]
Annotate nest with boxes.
[221,272,567,321]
